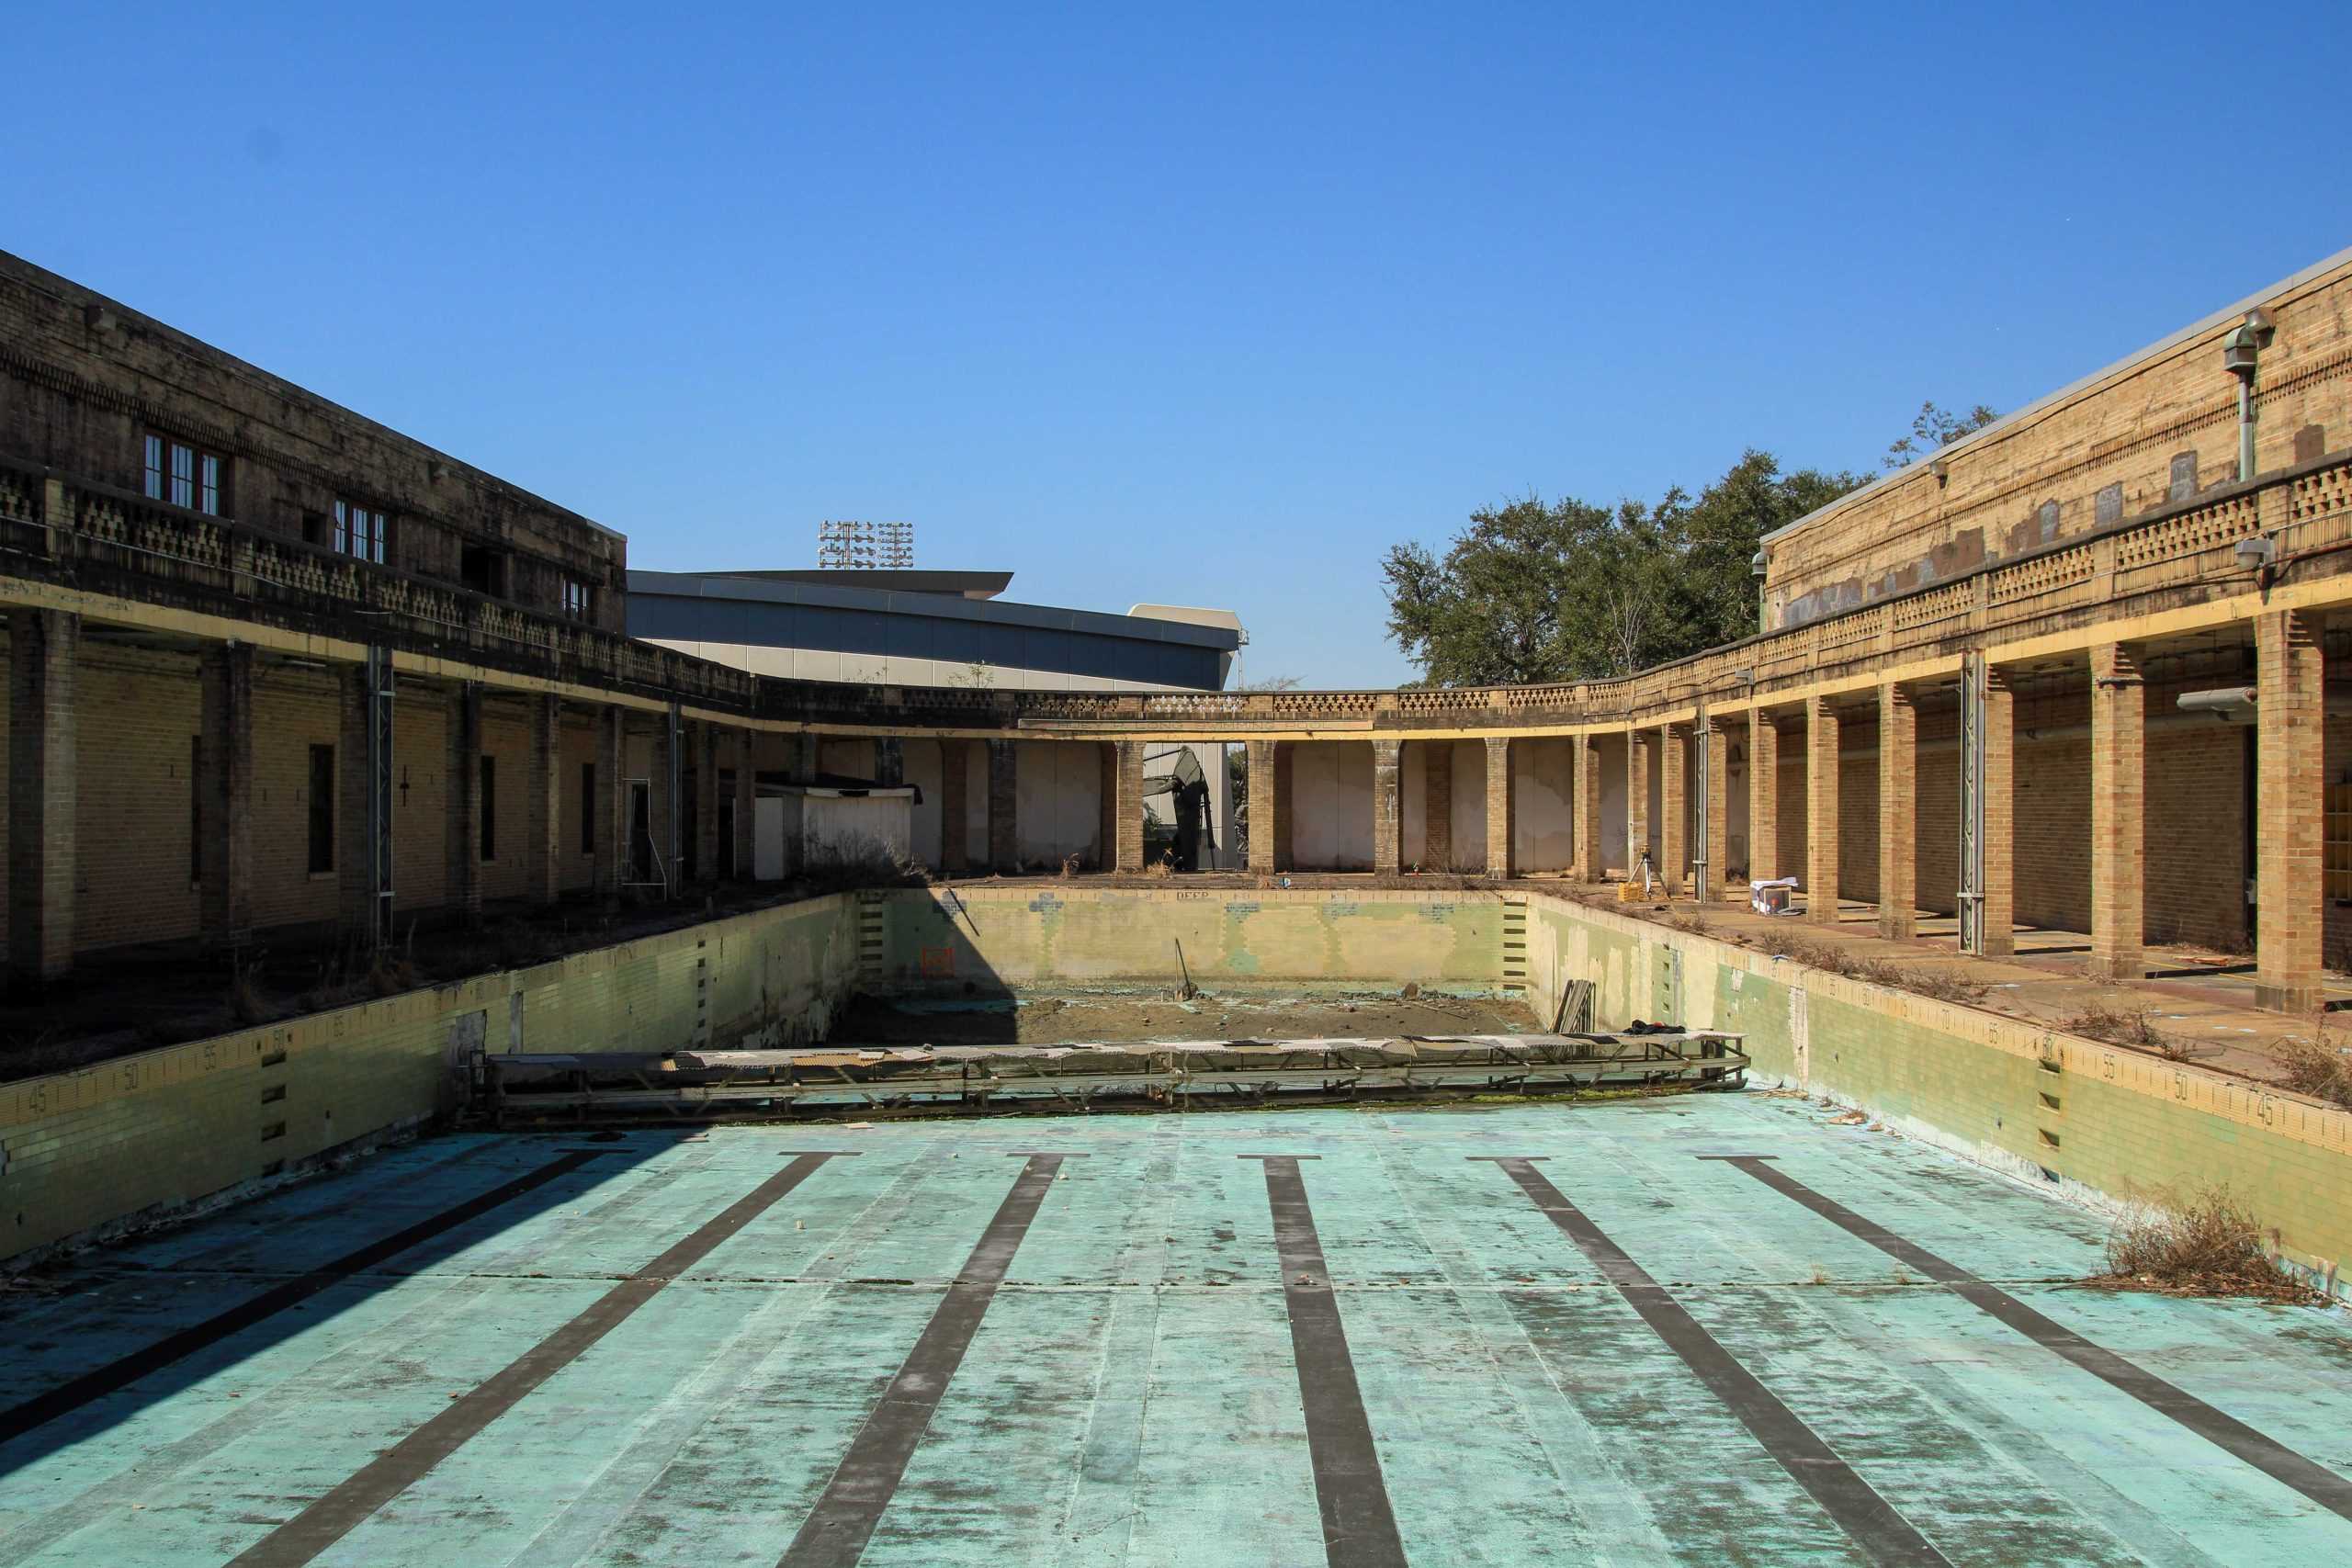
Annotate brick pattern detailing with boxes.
[1626,731,1650,880]
[1659,725,1687,893]
[988,739,1019,873]
[1702,719,1730,902]
[1748,711,1779,883]
[445,682,483,923]
[8,610,77,983]
[596,705,626,900]
[2256,610,2325,1010]
[1981,669,2016,956]
[939,738,969,874]
[1877,682,1917,940]
[1484,737,1512,877]
[1371,739,1402,874]
[1424,741,1453,871]
[1114,740,1146,872]
[1574,734,1603,879]
[1805,699,1840,922]
[2088,643,2146,981]
[526,695,561,903]
[1247,739,1278,874]
[197,643,254,938]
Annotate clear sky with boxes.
[7,3,2349,686]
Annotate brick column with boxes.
[1273,742,1295,871]
[1574,733,1604,881]
[939,738,968,874]
[1747,709,1779,884]
[1978,666,2017,958]
[2088,643,2145,982]
[1484,737,1513,877]
[1702,717,1730,903]
[734,728,758,878]
[525,694,562,904]
[695,722,721,883]
[337,663,378,942]
[1247,739,1278,874]
[1423,741,1453,871]
[595,705,626,900]
[2256,610,2325,1010]
[791,732,819,784]
[875,736,904,788]
[1114,740,1147,872]
[446,682,483,924]
[1877,682,1917,941]
[1371,739,1402,875]
[198,641,254,940]
[1805,698,1840,924]
[1626,730,1650,881]
[1659,726,1686,893]
[988,739,1019,873]
[8,609,77,984]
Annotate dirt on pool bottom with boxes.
[827,987,1544,1047]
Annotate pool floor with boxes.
[3,1094,2349,1565]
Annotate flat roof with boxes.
[628,570,1240,650]
[705,569,1015,600]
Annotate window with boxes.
[480,756,498,863]
[308,745,336,874]
[579,761,596,854]
[142,434,226,515]
[561,577,594,619]
[332,499,388,564]
[461,545,507,598]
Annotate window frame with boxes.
[141,431,230,516]
[332,498,390,565]
[561,577,594,619]
[480,754,498,863]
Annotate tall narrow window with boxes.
[579,761,596,854]
[480,755,498,862]
[141,433,228,514]
[332,499,388,564]
[190,736,204,884]
[561,578,593,618]
[308,744,336,874]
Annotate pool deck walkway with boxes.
[3,1096,2350,1565]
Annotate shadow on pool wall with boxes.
[6,883,2349,1301]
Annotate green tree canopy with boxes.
[1383,449,1869,685]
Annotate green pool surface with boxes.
[3,1093,2348,1566]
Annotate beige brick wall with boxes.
[1766,254,2352,625]
[73,647,202,950]
[248,666,345,932]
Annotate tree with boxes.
[1883,400,1997,470]
[1382,450,1868,685]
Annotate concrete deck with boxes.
[3,1097,2349,1565]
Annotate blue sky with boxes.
[6,3,2348,686]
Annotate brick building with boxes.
[4,243,2352,1021]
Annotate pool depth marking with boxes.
[0,1147,605,1450]
[779,1152,1078,1568]
[1709,1153,2352,1522]
[1476,1156,1951,1568]
[228,1150,856,1568]
[1240,1155,1408,1568]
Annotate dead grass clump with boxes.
[367,953,424,997]
[1664,911,1711,936]
[2064,1003,2203,1061]
[2095,1187,2324,1304]
[2273,1034,2352,1110]
[1058,852,1082,881]
[1143,854,1174,879]
[226,955,269,1025]
[1755,931,1985,1004]
[798,834,932,895]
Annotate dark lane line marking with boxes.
[0,1149,605,1450]
[1242,1154,1408,1568]
[1477,1156,1950,1568]
[1710,1154,2352,1522]
[780,1153,1073,1568]
[230,1151,854,1568]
